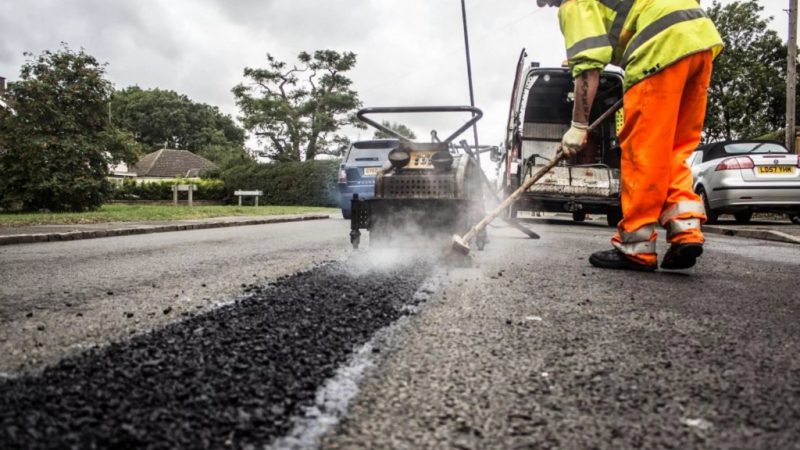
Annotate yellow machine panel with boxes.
[408,151,436,169]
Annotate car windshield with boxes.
[345,141,397,163]
[724,142,788,154]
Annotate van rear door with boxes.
[520,69,624,198]
[503,49,528,191]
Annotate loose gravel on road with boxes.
[0,260,430,449]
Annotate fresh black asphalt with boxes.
[0,261,429,449]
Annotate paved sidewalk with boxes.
[0,213,332,245]
[523,213,800,245]
[703,220,800,245]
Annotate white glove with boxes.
[561,121,588,156]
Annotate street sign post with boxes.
[173,184,197,207]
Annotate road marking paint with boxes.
[680,417,713,430]
[266,341,376,450]
[265,271,445,450]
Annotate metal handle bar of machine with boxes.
[356,106,483,144]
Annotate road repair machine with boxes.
[349,106,488,250]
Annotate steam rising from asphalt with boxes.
[347,214,471,275]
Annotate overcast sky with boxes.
[0,0,789,151]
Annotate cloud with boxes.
[0,0,788,149]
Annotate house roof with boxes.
[132,149,217,178]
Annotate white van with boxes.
[498,50,625,226]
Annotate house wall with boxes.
[106,176,204,186]
[134,177,204,184]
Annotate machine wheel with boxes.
[572,211,586,222]
[476,231,487,251]
[697,186,718,224]
[734,211,753,224]
[606,207,623,227]
[349,230,361,249]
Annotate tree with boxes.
[110,87,245,160]
[705,0,788,141]
[233,50,362,161]
[197,144,253,170]
[373,121,417,140]
[0,45,139,212]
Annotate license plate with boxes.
[363,166,381,176]
[757,166,796,175]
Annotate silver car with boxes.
[688,140,800,224]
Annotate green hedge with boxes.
[111,179,226,201]
[110,160,340,205]
[216,160,340,207]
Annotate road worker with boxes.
[537,0,723,271]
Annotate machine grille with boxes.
[382,174,456,199]
[352,197,370,228]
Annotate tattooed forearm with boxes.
[580,73,591,120]
[572,69,600,124]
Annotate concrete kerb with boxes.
[703,225,800,245]
[5,214,793,246]
[0,214,331,246]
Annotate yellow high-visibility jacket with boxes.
[558,0,723,90]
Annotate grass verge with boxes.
[0,204,337,227]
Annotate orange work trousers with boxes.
[612,51,713,267]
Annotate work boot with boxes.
[589,249,656,272]
[660,243,703,270]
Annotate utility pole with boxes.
[787,0,798,153]
[460,0,480,162]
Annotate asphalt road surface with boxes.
[0,219,352,373]
[2,217,799,449]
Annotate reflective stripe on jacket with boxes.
[558,0,723,90]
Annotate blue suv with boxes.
[338,139,398,219]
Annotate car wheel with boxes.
[734,211,753,224]
[792,214,800,225]
[341,208,352,220]
[572,211,586,222]
[606,207,622,227]
[696,186,718,224]
[504,187,519,219]
[506,203,518,220]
